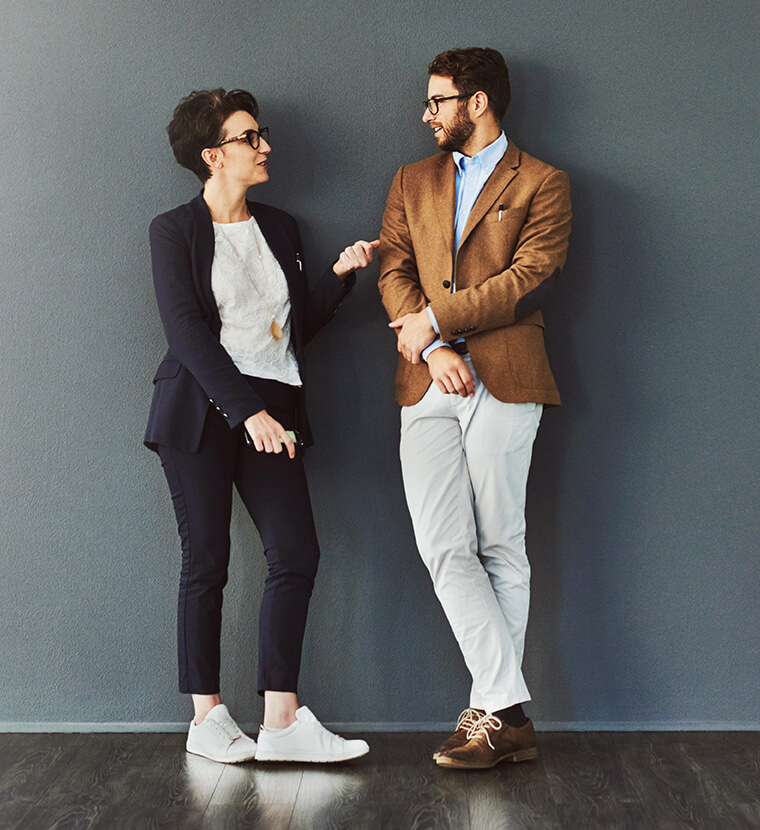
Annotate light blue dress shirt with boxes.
[423,131,508,361]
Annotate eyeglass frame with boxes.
[212,127,270,150]
[423,93,474,115]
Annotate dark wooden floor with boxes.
[0,731,757,829]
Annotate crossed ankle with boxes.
[492,703,528,728]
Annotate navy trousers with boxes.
[157,377,320,695]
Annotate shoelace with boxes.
[465,714,503,750]
[308,720,346,743]
[455,708,484,732]
[210,719,240,742]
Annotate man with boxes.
[378,47,571,770]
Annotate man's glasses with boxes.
[423,94,473,115]
[214,127,270,150]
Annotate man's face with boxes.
[423,74,475,153]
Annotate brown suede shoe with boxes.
[435,715,538,769]
[432,708,485,759]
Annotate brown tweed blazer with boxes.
[378,140,571,407]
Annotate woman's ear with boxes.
[200,147,222,174]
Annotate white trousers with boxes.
[399,356,542,713]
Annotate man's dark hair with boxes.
[428,48,510,121]
[166,88,259,182]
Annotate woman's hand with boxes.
[244,410,296,459]
[333,239,380,278]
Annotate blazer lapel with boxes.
[249,202,298,292]
[431,153,456,256]
[189,192,218,322]
[457,141,521,252]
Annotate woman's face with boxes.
[213,110,271,187]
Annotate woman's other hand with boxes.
[333,239,380,278]
[244,410,296,459]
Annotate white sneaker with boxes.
[255,706,369,763]
[186,703,257,763]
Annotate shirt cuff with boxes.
[422,339,451,362]
[426,306,440,334]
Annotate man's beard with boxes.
[437,105,475,153]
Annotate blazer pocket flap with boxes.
[512,313,545,329]
[153,359,182,383]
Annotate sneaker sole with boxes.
[254,747,370,763]
[186,746,257,764]
[435,746,539,769]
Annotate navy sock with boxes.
[493,703,528,728]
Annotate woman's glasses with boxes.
[214,127,270,150]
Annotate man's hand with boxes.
[427,348,475,397]
[388,308,436,364]
[333,239,380,278]
[244,410,296,459]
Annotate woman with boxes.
[144,88,377,764]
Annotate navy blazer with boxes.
[144,191,354,453]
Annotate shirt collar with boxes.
[453,131,508,176]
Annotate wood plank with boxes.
[543,732,652,829]
[10,803,105,830]
[0,734,86,807]
[201,802,295,829]
[0,800,35,830]
[464,733,562,830]
[286,732,470,830]
[288,762,373,830]
[129,734,225,810]
[43,732,163,808]
[671,732,760,827]
[202,757,303,828]
[618,732,728,829]
[696,732,760,799]
[0,733,42,778]
[90,803,206,830]
[209,757,303,806]
[717,802,760,829]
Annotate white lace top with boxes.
[211,217,302,387]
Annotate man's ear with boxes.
[471,90,491,119]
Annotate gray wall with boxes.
[1,0,757,729]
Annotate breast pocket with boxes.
[483,206,527,224]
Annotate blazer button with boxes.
[442,280,451,289]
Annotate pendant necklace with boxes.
[218,220,283,340]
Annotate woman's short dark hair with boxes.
[428,48,510,122]
[166,88,259,182]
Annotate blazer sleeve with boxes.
[290,216,356,346]
[377,167,429,321]
[149,213,266,429]
[429,169,571,340]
